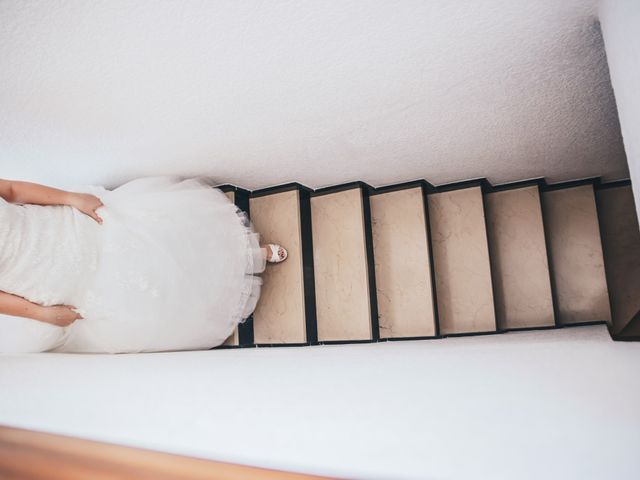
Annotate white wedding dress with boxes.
[0,176,266,354]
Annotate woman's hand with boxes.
[69,193,104,224]
[39,305,83,327]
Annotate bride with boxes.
[0,175,288,354]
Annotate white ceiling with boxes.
[0,0,628,190]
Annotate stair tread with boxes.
[250,190,307,344]
[485,186,555,329]
[223,190,241,346]
[311,188,372,341]
[543,185,611,325]
[370,187,436,338]
[428,186,496,334]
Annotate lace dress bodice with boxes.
[0,196,101,307]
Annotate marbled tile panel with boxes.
[542,185,611,324]
[596,185,640,334]
[370,187,436,338]
[428,186,496,334]
[250,190,306,343]
[485,186,555,329]
[311,188,372,341]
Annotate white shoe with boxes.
[266,243,288,263]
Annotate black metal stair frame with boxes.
[214,176,631,349]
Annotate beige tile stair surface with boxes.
[223,190,240,346]
[485,186,555,329]
[370,187,437,338]
[311,187,373,341]
[249,189,307,344]
[219,177,632,348]
[596,185,640,334]
[428,186,496,334]
[542,184,611,325]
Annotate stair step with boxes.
[222,189,241,346]
[485,185,555,329]
[596,183,640,335]
[428,185,496,334]
[249,188,308,344]
[370,186,437,338]
[542,183,611,325]
[311,186,375,342]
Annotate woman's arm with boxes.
[0,178,73,206]
[0,178,104,224]
[0,290,83,327]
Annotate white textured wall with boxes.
[1,326,639,479]
[0,0,628,190]
[599,0,640,222]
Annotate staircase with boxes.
[217,177,640,347]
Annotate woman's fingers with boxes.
[88,206,103,224]
[92,210,103,224]
[93,199,104,224]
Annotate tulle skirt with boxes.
[47,175,267,353]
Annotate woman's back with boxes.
[0,196,100,308]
